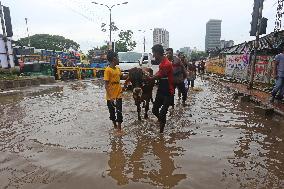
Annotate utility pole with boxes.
[92,1,128,50]
[0,1,10,68]
[25,18,30,47]
[109,9,112,49]
[248,0,264,89]
[138,29,152,53]
[143,36,146,52]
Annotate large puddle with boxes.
[0,78,283,189]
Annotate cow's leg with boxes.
[144,99,150,119]
[136,102,142,121]
[142,101,145,108]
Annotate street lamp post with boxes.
[25,18,31,47]
[92,1,128,50]
[138,29,152,52]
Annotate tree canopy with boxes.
[115,30,137,52]
[17,34,80,51]
[87,29,137,58]
[101,22,119,33]
[87,45,109,60]
[190,51,208,61]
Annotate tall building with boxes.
[153,28,169,50]
[205,19,222,51]
[220,40,234,49]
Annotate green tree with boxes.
[190,51,208,61]
[101,22,119,33]
[100,45,109,51]
[87,45,109,60]
[17,34,80,51]
[115,30,137,52]
[87,48,98,60]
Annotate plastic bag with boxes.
[184,79,188,89]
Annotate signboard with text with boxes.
[225,54,250,80]
[254,56,274,83]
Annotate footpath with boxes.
[205,75,284,116]
[0,76,63,98]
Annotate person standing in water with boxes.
[270,47,284,103]
[150,44,174,133]
[187,60,197,88]
[166,48,188,107]
[104,50,124,134]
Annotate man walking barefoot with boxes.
[150,45,174,133]
[166,48,188,107]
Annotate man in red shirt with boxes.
[150,44,174,133]
[166,48,188,107]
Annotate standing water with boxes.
[0,78,283,189]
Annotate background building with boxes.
[205,19,222,51]
[220,40,234,49]
[180,47,192,56]
[153,28,169,50]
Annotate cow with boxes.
[125,67,155,121]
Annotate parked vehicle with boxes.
[118,52,159,77]
[90,50,108,78]
[139,52,159,74]
[118,52,141,76]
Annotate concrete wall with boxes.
[0,76,55,90]
[206,54,274,84]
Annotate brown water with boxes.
[0,79,283,189]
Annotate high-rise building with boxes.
[220,40,234,49]
[205,19,222,51]
[153,28,169,50]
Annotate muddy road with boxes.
[0,78,284,189]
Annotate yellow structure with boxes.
[206,56,226,75]
[56,67,105,80]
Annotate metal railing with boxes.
[56,67,105,80]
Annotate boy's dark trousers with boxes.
[107,98,123,123]
[152,93,172,125]
[174,82,187,102]
[188,79,195,88]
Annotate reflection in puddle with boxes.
[0,79,284,189]
[107,133,188,187]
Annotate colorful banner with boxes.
[254,56,274,83]
[206,56,226,75]
[225,54,250,80]
[206,53,274,84]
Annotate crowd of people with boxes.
[103,44,205,135]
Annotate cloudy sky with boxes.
[2,0,278,53]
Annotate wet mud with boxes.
[0,78,283,189]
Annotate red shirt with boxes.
[155,57,174,96]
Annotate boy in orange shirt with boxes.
[104,51,124,133]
